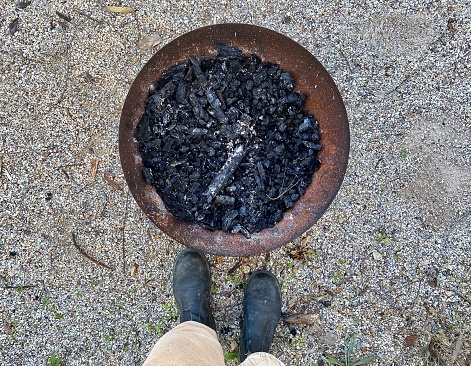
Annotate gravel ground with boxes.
[1,1,470,365]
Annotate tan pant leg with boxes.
[142,321,225,366]
[240,352,286,366]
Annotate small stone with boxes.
[242,264,251,274]
[230,341,237,351]
[320,331,338,346]
[372,250,383,261]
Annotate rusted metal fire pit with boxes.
[119,24,349,256]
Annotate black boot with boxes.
[239,270,282,362]
[172,248,216,330]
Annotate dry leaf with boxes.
[216,256,223,265]
[56,11,72,22]
[105,5,134,14]
[130,263,138,277]
[16,1,31,9]
[451,334,463,362]
[284,313,319,326]
[300,235,312,248]
[103,172,123,191]
[8,18,19,35]
[447,18,456,36]
[319,331,338,345]
[3,322,12,335]
[57,20,71,29]
[137,34,162,50]
[405,334,418,346]
[90,158,99,178]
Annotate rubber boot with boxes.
[172,248,216,330]
[239,270,282,362]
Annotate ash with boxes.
[135,44,321,236]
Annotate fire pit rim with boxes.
[119,23,350,256]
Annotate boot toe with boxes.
[239,270,282,362]
[173,248,215,330]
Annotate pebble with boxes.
[372,250,383,261]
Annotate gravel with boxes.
[1,1,470,365]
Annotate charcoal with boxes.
[215,90,226,110]
[202,143,246,205]
[191,127,208,136]
[189,57,208,85]
[280,72,294,91]
[216,43,244,59]
[253,71,267,83]
[206,89,221,108]
[231,224,251,239]
[215,195,235,206]
[150,80,176,106]
[299,118,313,132]
[135,45,321,235]
[222,210,239,231]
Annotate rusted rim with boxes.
[119,23,349,256]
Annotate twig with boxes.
[0,136,6,178]
[56,35,72,104]
[452,289,471,306]
[103,172,123,191]
[121,192,130,273]
[74,9,106,26]
[451,334,463,362]
[267,177,301,200]
[283,313,320,326]
[0,275,37,290]
[227,259,243,275]
[71,233,114,270]
[338,47,353,75]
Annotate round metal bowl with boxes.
[119,23,349,256]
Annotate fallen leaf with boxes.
[16,1,31,9]
[3,322,12,335]
[405,334,418,346]
[57,20,71,29]
[130,263,138,277]
[216,256,223,265]
[105,5,134,14]
[90,158,99,179]
[103,172,123,191]
[451,334,463,362]
[319,331,338,346]
[284,313,319,326]
[300,235,312,248]
[8,18,19,36]
[56,10,72,22]
[137,34,162,50]
[447,18,456,36]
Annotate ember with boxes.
[135,45,321,237]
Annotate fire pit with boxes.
[119,24,349,256]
